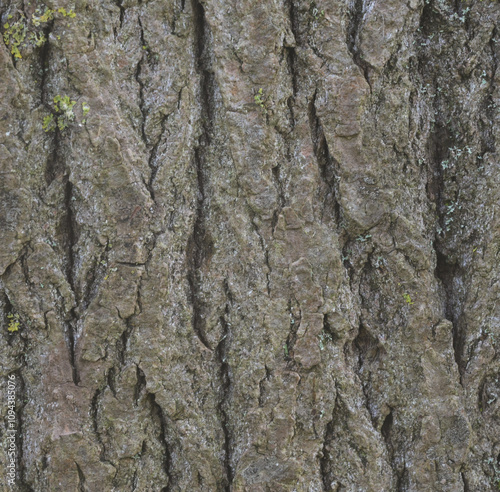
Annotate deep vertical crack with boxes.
[186,0,215,352]
[65,317,79,385]
[147,111,172,195]
[134,365,146,405]
[90,388,106,461]
[308,91,341,225]
[346,0,372,90]
[271,163,286,220]
[435,250,464,385]
[217,290,234,490]
[148,393,173,491]
[75,462,87,492]
[38,19,53,107]
[63,180,79,384]
[286,0,299,97]
[417,9,467,388]
[186,145,213,351]
[44,122,62,186]
[320,389,338,491]
[136,17,147,146]
[114,0,125,31]
[425,116,465,387]
[285,299,301,361]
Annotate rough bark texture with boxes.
[1,0,500,490]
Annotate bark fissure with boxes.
[63,180,76,292]
[435,250,465,386]
[186,146,212,351]
[147,112,172,194]
[461,470,470,492]
[426,119,465,387]
[136,17,147,146]
[271,163,286,217]
[286,0,299,97]
[186,0,215,352]
[320,389,338,491]
[419,10,467,388]
[80,245,109,312]
[75,462,87,492]
[90,388,106,461]
[65,317,79,385]
[114,0,125,32]
[285,299,301,361]
[258,365,271,407]
[249,209,272,295]
[38,20,53,106]
[308,92,341,224]
[346,0,372,90]
[353,322,379,428]
[217,308,234,491]
[43,126,61,186]
[117,314,134,365]
[148,393,174,491]
[134,365,146,405]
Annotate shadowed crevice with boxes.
[346,0,372,90]
[75,462,87,492]
[186,0,216,352]
[217,312,234,491]
[308,91,342,225]
[148,393,174,491]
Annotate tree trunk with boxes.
[1,0,499,490]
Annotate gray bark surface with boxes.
[1,0,499,490]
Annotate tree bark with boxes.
[1,0,500,490]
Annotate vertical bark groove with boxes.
[148,393,173,491]
[346,0,372,89]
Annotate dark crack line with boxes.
[435,249,464,387]
[63,185,79,384]
[65,317,79,385]
[90,388,106,462]
[416,13,467,388]
[38,20,54,106]
[271,163,286,233]
[148,393,174,491]
[320,387,338,491]
[136,17,147,146]
[44,118,61,186]
[308,91,342,225]
[63,180,77,293]
[186,146,212,351]
[186,0,215,352]
[461,469,470,492]
[258,365,272,408]
[75,462,87,492]
[346,0,372,91]
[481,26,498,158]
[114,0,125,33]
[80,244,109,313]
[248,210,272,295]
[117,314,134,365]
[285,299,301,361]
[217,297,234,491]
[134,365,147,405]
[147,111,172,198]
[352,322,379,429]
[107,366,117,399]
